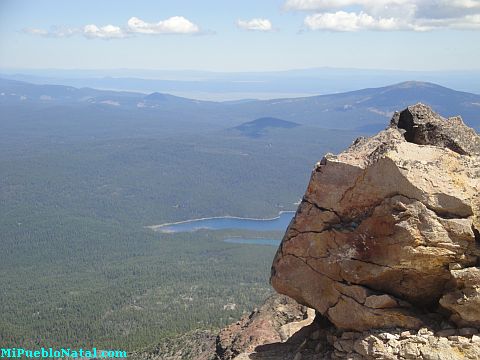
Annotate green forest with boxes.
[0,118,359,350]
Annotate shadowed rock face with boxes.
[271,103,480,331]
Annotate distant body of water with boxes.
[149,211,295,233]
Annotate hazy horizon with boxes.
[2,66,480,101]
[2,65,480,73]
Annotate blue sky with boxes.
[0,0,479,71]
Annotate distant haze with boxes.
[1,67,480,101]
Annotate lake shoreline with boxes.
[147,210,296,231]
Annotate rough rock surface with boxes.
[214,296,480,359]
[215,294,314,360]
[271,104,480,331]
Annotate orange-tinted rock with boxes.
[215,294,314,360]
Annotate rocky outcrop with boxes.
[214,302,480,359]
[215,294,315,360]
[439,268,480,327]
[271,104,480,331]
[212,104,480,359]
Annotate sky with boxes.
[0,0,479,72]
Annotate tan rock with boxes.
[440,268,480,327]
[353,335,387,357]
[271,104,480,331]
[278,308,315,341]
[327,296,422,331]
[364,294,399,309]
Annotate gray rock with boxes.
[436,329,457,337]
[459,328,478,336]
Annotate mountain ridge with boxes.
[2,67,480,99]
[1,78,479,131]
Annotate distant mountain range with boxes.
[1,78,479,133]
[2,67,480,100]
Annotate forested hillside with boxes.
[1,80,478,350]
[0,111,357,349]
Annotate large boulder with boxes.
[271,104,480,331]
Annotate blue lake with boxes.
[149,211,295,233]
[223,238,280,246]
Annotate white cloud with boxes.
[418,13,480,30]
[22,26,78,38]
[304,11,402,31]
[127,16,199,34]
[285,0,409,11]
[286,0,480,31]
[416,0,480,19]
[285,0,480,13]
[236,18,273,31]
[22,16,201,40]
[23,28,49,36]
[83,24,126,39]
